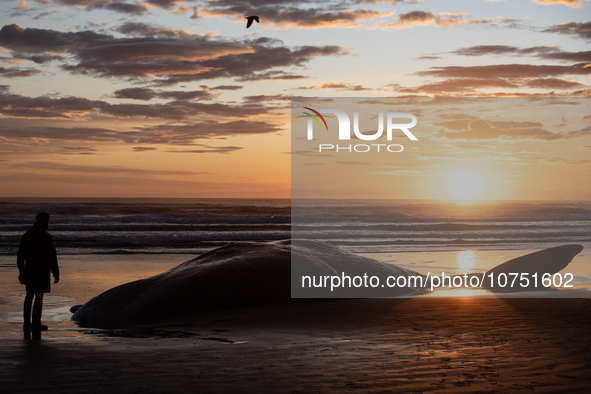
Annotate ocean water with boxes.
[1,197,590,279]
[0,198,290,256]
[292,199,591,289]
[291,199,591,253]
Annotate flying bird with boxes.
[245,15,259,29]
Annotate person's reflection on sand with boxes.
[23,329,42,340]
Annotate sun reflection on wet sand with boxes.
[424,288,493,298]
[456,250,476,273]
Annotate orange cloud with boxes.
[0,66,39,77]
[169,5,189,15]
[543,21,591,41]
[202,4,383,30]
[452,45,591,62]
[296,81,373,91]
[0,24,349,84]
[417,64,591,79]
[435,118,591,140]
[533,0,587,8]
[0,86,277,120]
[388,11,494,29]
[115,22,190,37]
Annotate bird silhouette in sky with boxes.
[245,16,259,29]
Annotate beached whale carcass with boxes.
[71,239,425,325]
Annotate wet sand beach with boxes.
[2,240,591,393]
[1,297,590,393]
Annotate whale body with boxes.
[483,244,584,292]
[72,239,424,325]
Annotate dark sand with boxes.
[2,297,591,393]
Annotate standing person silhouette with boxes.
[17,212,60,330]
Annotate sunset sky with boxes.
[0,0,589,199]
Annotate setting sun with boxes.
[445,170,488,201]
